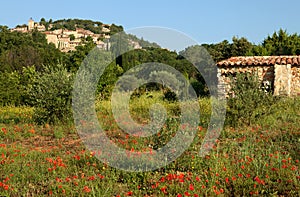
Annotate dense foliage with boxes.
[0,26,65,72]
[30,64,74,124]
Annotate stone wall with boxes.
[291,66,300,96]
[218,64,300,97]
[217,65,275,96]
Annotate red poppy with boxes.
[189,184,194,191]
[83,186,91,193]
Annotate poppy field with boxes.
[0,95,299,196]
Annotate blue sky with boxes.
[2,0,300,49]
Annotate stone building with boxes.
[217,56,300,96]
[10,18,112,52]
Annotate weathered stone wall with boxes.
[217,65,275,96]
[218,64,300,97]
[291,66,300,96]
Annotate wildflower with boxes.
[291,165,298,171]
[189,184,194,191]
[87,176,95,181]
[28,128,35,134]
[214,189,220,195]
[3,184,9,190]
[83,186,91,193]
[1,128,7,134]
[282,164,288,169]
[160,186,167,194]
[97,174,105,179]
[73,155,80,160]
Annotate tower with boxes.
[28,18,34,31]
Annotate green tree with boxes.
[262,29,300,55]
[226,72,273,126]
[231,36,253,56]
[0,71,21,106]
[69,34,75,41]
[30,64,74,124]
[68,41,96,72]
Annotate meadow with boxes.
[0,93,299,196]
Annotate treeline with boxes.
[1,25,300,123]
[49,18,123,35]
[0,26,65,72]
[203,29,300,62]
[2,25,300,74]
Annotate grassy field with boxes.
[0,93,299,196]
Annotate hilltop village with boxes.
[11,18,141,52]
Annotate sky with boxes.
[1,0,300,50]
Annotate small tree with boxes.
[30,64,74,124]
[0,71,21,106]
[69,34,75,41]
[226,72,273,126]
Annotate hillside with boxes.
[10,18,159,53]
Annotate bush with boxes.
[226,72,274,127]
[0,71,21,106]
[0,66,37,107]
[30,64,74,124]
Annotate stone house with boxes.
[10,18,112,52]
[217,56,300,96]
[44,32,59,48]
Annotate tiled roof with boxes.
[217,56,300,67]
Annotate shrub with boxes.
[30,64,74,124]
[0,71,21,106]
[0,66,37,107]
[226,72,274,127]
